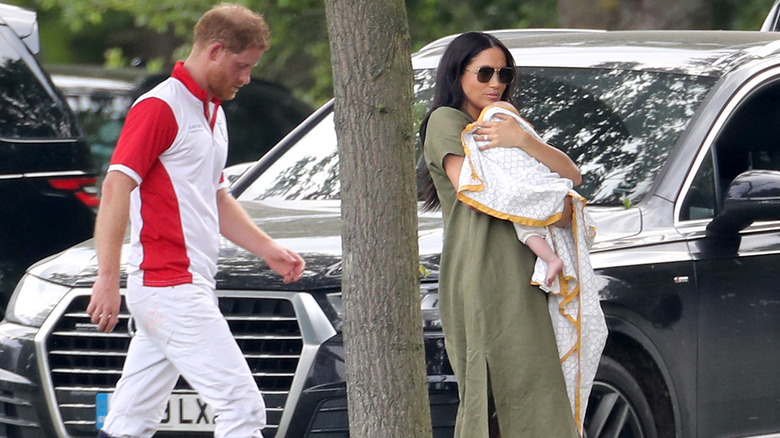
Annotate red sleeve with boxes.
[110,97,178,180]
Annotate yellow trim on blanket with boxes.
[461,120,485,192]
[566,205,585,431]
[457,192,564,227]
[527,203,588,432]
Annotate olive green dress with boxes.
[424,107,578,437]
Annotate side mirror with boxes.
[706,170,780,235]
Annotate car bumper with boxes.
[0,310,458,437]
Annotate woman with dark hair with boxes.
[420,32,582,437]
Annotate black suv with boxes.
[0,4,98,316]
[9,27,780,438]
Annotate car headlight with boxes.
[5,275,71,327]
[324,292,343,332]
[320,284,442,332]
[419,284,442,330]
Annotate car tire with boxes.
[583,355,659,438]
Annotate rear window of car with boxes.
[0,27,77,139]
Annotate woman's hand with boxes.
[472,113,529,151]
[552,196,574,227]
[472,114,582,186]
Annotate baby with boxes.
[458,101,570,288]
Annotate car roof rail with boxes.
[0,3,40,54]
[415,28,605,54]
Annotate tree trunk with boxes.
[558,0,713,29]
[323,1,433,437]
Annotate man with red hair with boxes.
[87,4,305,437]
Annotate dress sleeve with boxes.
[424,107,472,175]
[108,97,178,184]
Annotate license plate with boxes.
[96,392,215,431]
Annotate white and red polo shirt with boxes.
[108,62,228,288]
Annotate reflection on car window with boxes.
[239,66,716,207]
[62,87,132,178]
[239,69,438,202]
[0,30,75,139]
[240,112,341,201]
[413,69,436,142]
[514,67,716,206]
[681,150,716,220]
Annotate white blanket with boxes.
[458,104,608,431]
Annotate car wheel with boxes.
[583,356,658,438]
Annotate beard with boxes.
[206,63,241,101]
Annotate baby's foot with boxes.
[545,256,564,287]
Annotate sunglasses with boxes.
[466,66,515,84]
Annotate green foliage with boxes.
[10,0,780,104]
[104,48,127,69]
[713,0,776,29]
[145,57,166,73]
[407,0,558,50]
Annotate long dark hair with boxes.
[418,32,516,211]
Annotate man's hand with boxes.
[87,276,122,333]
[261,241,306,284]
[88,170,135,333]
[217,189,306,283]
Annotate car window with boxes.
[513,67,717,206]
[680,76,780,222]
[239,69,437,202]
[239,67,716,207]
[0,28,76,139]
[681,150,716,220]
[57,81,133,178]
[239,111,341,201]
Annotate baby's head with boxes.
[487,100,520,115]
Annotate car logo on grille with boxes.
[74,322,99,331]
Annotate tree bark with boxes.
[558,0,714,29]
[323,1,432,437]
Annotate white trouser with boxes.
[102,277,266,438]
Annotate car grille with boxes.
[43,293,304,437]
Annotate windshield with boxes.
[239,66,716,207]
[514,67,716,205]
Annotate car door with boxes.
[678,70,780,437]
